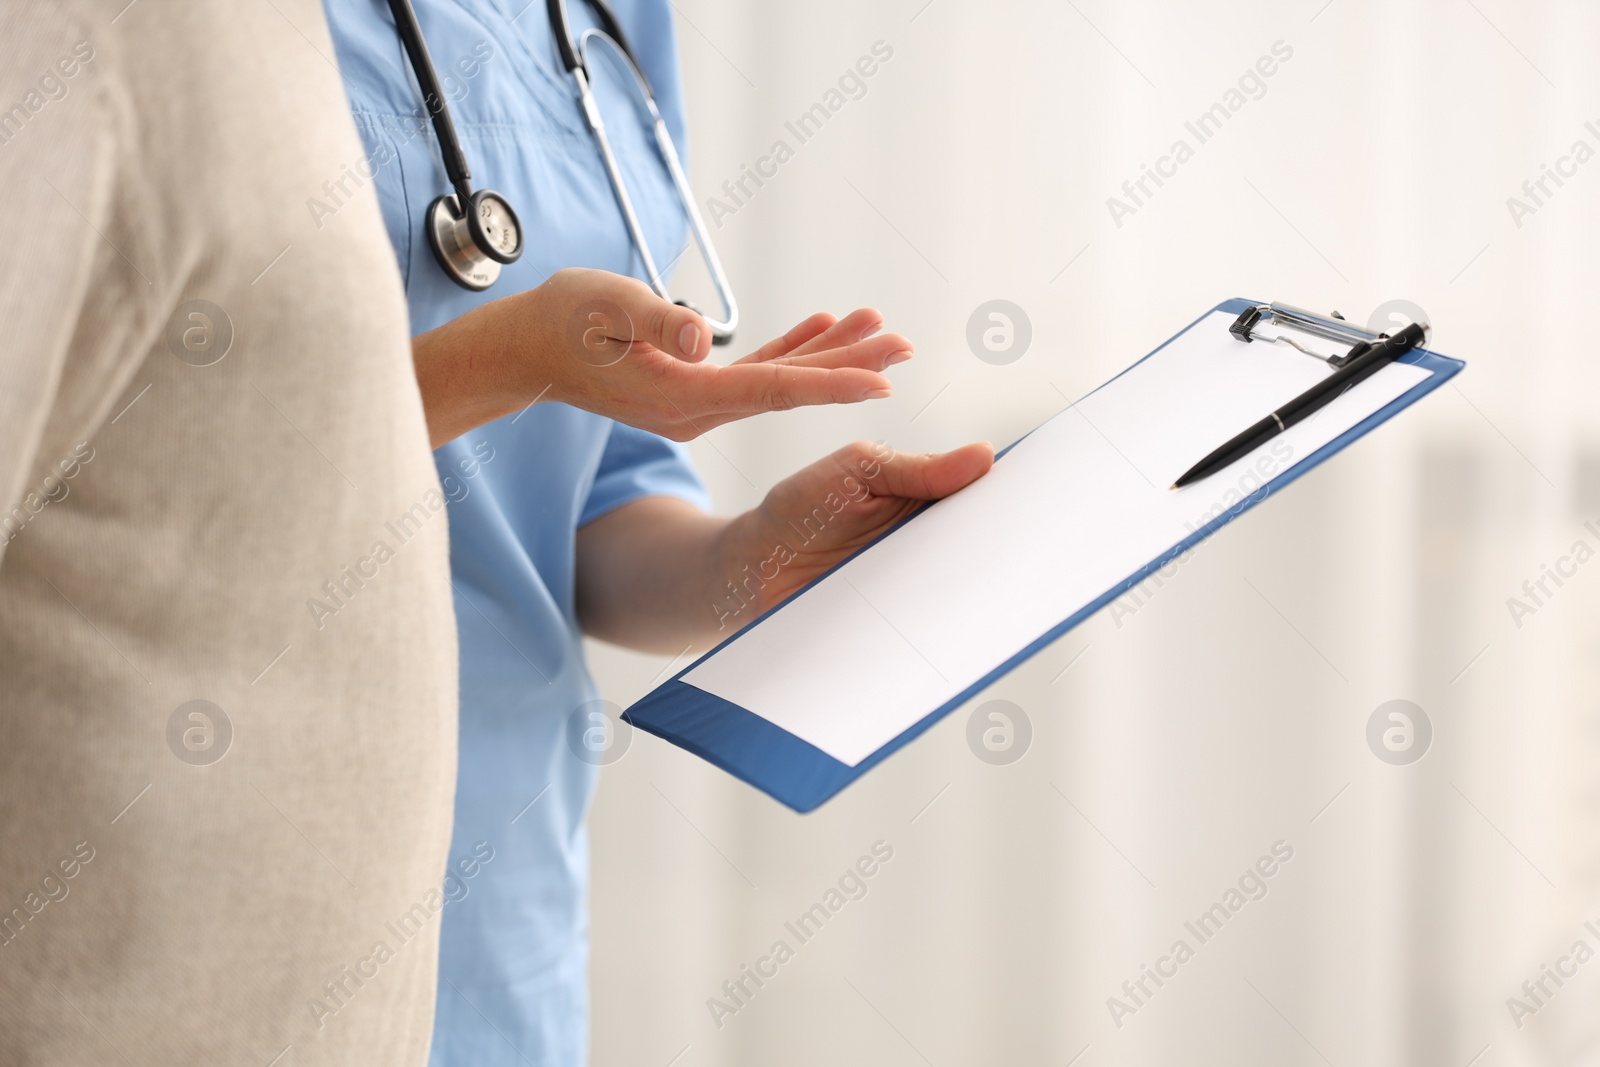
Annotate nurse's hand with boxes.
[574,440,994,651]
[718,440,995,624]
[411,267,911,447]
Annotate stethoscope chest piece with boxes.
[424,190,524,292]
[389,0,734,334]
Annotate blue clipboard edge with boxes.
[624,298,1465,813]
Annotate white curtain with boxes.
[586,1,1600,1063]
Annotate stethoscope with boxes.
[385,0,738,343]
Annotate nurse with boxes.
[326,2,992,1063]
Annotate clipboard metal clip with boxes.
[1228,302,1429,368]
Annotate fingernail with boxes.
[862,386,892,400]
[678,322,701,356]
[886,350,913,366]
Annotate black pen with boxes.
[1171,322,1428,490]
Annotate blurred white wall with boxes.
[585,1,1600,1064]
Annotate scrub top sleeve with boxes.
[580,421,710,526]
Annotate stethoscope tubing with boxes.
[573,29,738,341]
[386,0,738,341]
[384,0,474,209]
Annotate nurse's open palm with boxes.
[726,440,995,618]
[517,268,911,440]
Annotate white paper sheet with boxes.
[683,312,1431,766]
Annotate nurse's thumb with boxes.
[627,287,710,363]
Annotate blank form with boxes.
[683,312,1430,766]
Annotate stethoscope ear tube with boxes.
[386,0,472,197]
[547,0,641,86]
[545,0,581,73]
[575,29,738,343]
[394,0,737,326]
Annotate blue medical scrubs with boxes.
[326,4,705,1063]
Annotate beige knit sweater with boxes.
[0,2,458,1063]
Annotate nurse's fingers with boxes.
[769,332,913,373]
[733,309,885,367]
[693,362,891,419]
[734,312,838,365]
[857,441,995,500]
[785,308,884,359]
[605,277,711,362]
[544,267,711,363]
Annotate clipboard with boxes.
[623,298,1465,812]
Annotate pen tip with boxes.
[1168,483,1178,491]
